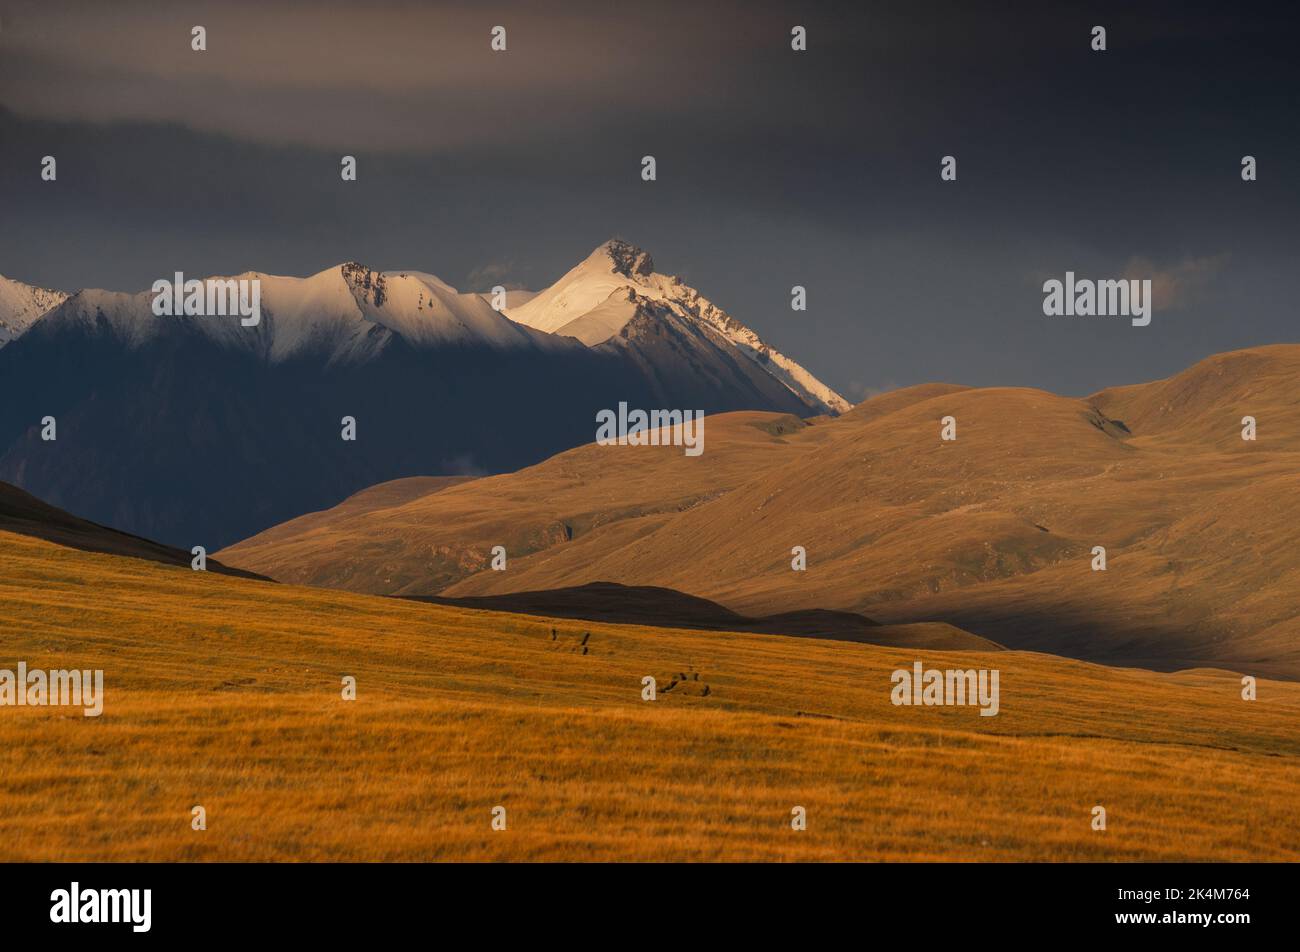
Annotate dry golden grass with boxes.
[3,528,1298,861]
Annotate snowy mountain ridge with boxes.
[1,241,848,413]
[20,263,576,366]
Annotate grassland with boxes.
[2,528,1298,861]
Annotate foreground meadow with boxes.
[1,528,1297,861]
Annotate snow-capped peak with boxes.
[503,239,665,337]
[0,274,70,347]
[504,240,851,414]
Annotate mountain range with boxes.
[0,241,844,548]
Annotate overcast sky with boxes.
[1,0,1296,398]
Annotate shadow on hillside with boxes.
[409,581,911,645]
[405,580,894,639]
[0,481,266,580]
[883,602,1300,681]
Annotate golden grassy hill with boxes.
[219,345,1300,678]
[3,527,1299,861]
[218,410,817,593]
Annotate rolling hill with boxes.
[220,344,1300,678]
[410,581,1001,650]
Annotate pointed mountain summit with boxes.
[506,240,851,415]
[506,240,659,336]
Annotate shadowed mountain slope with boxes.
[0,480,263,579]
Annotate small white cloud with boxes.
[1122,253,1228,311]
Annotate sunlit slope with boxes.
[1090,343,1300,448]
[222,345,1300,677]
[3,528,1298,861]
[218,411,820,593]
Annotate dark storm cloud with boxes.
[0,0,1296,397]
[0,0,844,151]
